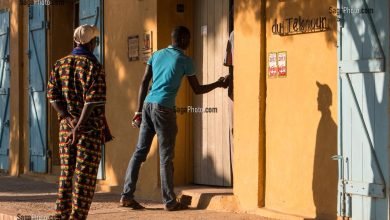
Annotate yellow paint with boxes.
[264,0,338,218]
[99,0,160,200]
[233,0,264,210]
[2,0,341,218]
[232,0,338,218]
[6,0,24,176]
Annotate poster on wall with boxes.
[268,52,278,78]
[143,31,153,52]
[142,31,153,63]
[128,35,139,61]
[277,51,287,77]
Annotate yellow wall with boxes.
[2,0,340,218]
[100,0,161,199]
[264,0,337,218]
[4,0,26,176]
[234,0,265,210]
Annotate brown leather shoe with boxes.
[120,198,145,209]
[164,202,188,211]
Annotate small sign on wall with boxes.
[268,52,278,78]
[142,31,153,63]
[128,35,139,61]
[268,51,288,78]
[277,51,287,77]
[142,31,153,52]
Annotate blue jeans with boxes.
[121,103,178,206]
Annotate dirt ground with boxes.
[0,175,268,220]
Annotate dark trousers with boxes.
[122,103,178,206]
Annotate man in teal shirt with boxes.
[144,44,195,108]
[120,26,227,211]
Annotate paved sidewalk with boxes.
[0,175,267,220]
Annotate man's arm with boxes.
[50,102,76,127]
[136,64,153,112]
[50,102,69,119]
[70,66,107,144]
[50,100,96,145]
[131,64,153,128]
[69,103,100,144]
[47,65,77,128]
[187,75,226,95]
[74,103,99,127]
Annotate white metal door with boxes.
[337,0,390,218]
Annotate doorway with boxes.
[193,0,233,186]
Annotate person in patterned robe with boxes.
[47,24,112,220]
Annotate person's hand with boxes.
[217,76,229,88]
[65,115,78,128]
[132,112,142,128]
[222,74,231,87]
[68,124,80,145]
[216,77,228,88]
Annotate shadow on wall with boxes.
[312,82,337,220]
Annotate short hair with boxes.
[171,26,190,42]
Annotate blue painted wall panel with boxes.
[0,10,10,171]
[28,5,47,173]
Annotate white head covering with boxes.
[73,24,99,45]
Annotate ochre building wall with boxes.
[264,0,338,218]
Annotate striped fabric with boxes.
[47,55,106,131]
[55,121,102,219]
[47,54,106,219]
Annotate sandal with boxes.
[164,202,189,211]
[120,198,145,209]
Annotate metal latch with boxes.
[332,155,343,160]
[4,120,9,128]
[2,55,9,62]
[345,181,385,198]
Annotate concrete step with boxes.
[176,186,239,212]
